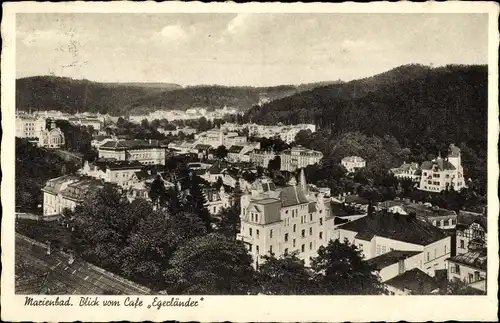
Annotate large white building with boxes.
[16,114,47,139]
[237,170,336,267]
[38,121,66,148]
[390,162,421,182]
[79,159,144,188]
[246,123,316,144]
[336,211,452,278]
[280,146,323,172]
[341,156,366,173]
[418,144,466,192]
[98,139,167,165]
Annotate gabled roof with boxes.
[279,185,309,207]
[339,212,449,246]
[384,268,439,295]
[447,249,487,271]
[355,232,375,241]
[228,145,244,153]
[368,250,422,270]
[420,158,456,171]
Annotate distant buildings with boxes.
[16,115,66,149]
[249,150,276,168]
[237,170,336,267]
[280,146,323,172]
[204,186,231,215]
[456,211,487,255]
[37,121,66,148]
[246,123,316,144]
[128,106,238,123]
[418,144,466,192]
[80,159,144,188]
[341,156,366,173]
[194,129,247,149]
[98,139,167,165]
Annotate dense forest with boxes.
[16,76,340,116]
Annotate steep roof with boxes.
[368,250,422,270]
[421,158,456,171]
[228,145,244,153]
[447,249,487,271]
[339,211,449,246]
[99,139,162,150]
[279,185,309,207]
[15,234,151,295]
[384,268,439,295]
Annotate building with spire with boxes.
[418,144,466,192]
[236,170,336,268]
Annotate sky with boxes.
[16,13,489,86]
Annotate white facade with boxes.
[38,122,65,148]
[341,156,366,173]
[280,146,323,172]
[16,115,47,139]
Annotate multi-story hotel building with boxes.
[418,144,466,192]
[279,146,323,172]
[249,150,277,168]
[79,159,144,188]
[390,162,421,182]
[237,170,336,267]
[16,114,47,139]
[98,139,167,165]
[341,156,366,173]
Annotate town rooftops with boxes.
[368,250,422,270]
[344,195,370,205]
[391,162,420,173]
[339,211,449,246]
[384,268,439,295]
[194,144,212,151]
[228,145,244,153]
[281,146,323,156]
[99,139,164,150]
[279,185,309,207]
[342,156,365,163]
[42,175,80,195]
[60,179,104,202]
[15,234,151,295]
[93,159,144,171]
[447,249,487,271]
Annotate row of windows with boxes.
[432,219,456,227]
[248,228,273,238]
[426,245,448,262]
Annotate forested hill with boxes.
[16,76,341,116]
[247,64,488,155]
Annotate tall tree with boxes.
[214,145,228,160]
[184,174,213,231]
[148,175,167,209]
[215,206,240,240]
[310,239,386,295]
[164,233,256,295]
[258,252,319,295]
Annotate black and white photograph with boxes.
[2,2,498,322]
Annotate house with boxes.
[237,169,336,268]
[446,248,487,293]
[418,144,466,192]
[336,211,451,277]
[390,162,421,182]
[249,150,276,168]
[368,250,423,282]
[456,211,487,255]
[280,146,323,172]
[98,139,167,165]
[15,114,47,139]
[38,121,66,148]
[79,159,143,188]
[201,163,226,183]
[204,186,231,215]
[42,176,104,216]
[341,156,366,173]
[384,268,439,295]
[382,201,458,229]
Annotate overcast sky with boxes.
[16,13,488,86]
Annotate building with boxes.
[42,176,104,216]
[382,201,458,230]
[16,234,151,295]
[245,123,316,144]
[384,268,439,295]
[336,211,451,277]
[79,159,144,188]
[98,139,167,165]
[237,170,336,267]
[70,117,102,131]
[341,156,366,173]
[446,248,487,293]
[456,212,487,255]
[418,144,466,192]
[15,114,46,139]
[38,121,66,148]
[390,162,421,182]
[249,150,276,168]
[280,146,323,172]
[204,186,231,215]
[368,250,423,283]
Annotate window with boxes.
[249,244,253,252]
[256,245,259,254]
[445,245,447,255]
[434,249,437,259]
[455,264,460,274]
[293,239,296,248]
[301,229,305,238]
[468,273,473,283]
[255,214,259,222]
[474,271,480,281]
[301,216,304,224]
[293,224,296,233]
[249,228,252,236]
[376,245,381,255]
[426,252,430,262]
[270,229,273,238]
[319,218,323,226]
[301,244,305,252]
[436,221,441,227]
[319,232,323,239]
[460,239,465,248]
[284,248,288,254]
[358,244,363,251]
[309,227,313,236]
[310,214,313,221]
[382,246,386,254]
[256,229,260,238]
[309,242,313,250]
[269,245,273,254]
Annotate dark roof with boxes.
[385,268,439,295]
[94,159,143,171]
[194,144,211,150]
[447,249,487,271]
[308,202,317,213]
[228,145,244,153]
[420,158,456,171]
[99,139,162,150]
[279,185,309,207]
[15,234,151,295]
[458,210,487,231]
[208,164,224,174]
[368,250,422,270]
[135,170,150,180]
[355,232,375,241]
[330,201,350,217]
[344,195,369,205]
[340,212,449,246]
